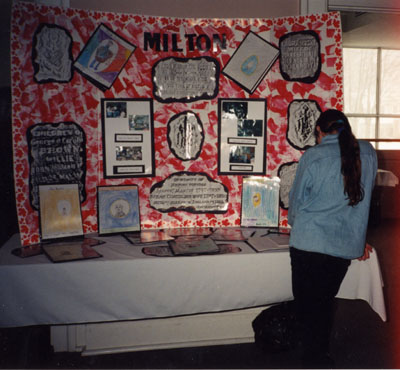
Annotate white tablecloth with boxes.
[0,233,386,328]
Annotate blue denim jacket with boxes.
[288,134,377,259]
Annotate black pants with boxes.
[290,247,351,367]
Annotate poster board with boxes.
[11,2,344,245]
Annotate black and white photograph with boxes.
[238,119,263,137]
[229,145,255,164]
[129,115,150,130]
[106,101,127,118]
[116,146,143,161]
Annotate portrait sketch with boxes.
[241,176,280,227]
[97,185,140,235]
[39,183,83,240]
[74,23,136,90]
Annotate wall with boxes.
[68,0,300,18]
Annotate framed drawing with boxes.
[218,98,267,175]
[38,183,83,241]
[124,230,174,244]
[97,185,141,235]
[42,239,103,263]
[101,98,155,178]
[164,227,212,237]
[210,227,254,241]
[169,236,219,256]
[241,176,280,227]
[222,31,279,94]
[74,23,136,91]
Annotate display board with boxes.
[11,1,343,245]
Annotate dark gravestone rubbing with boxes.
[279,30,321,83]
[27,122,86,210]
[167,111,204,161]
[287,99,321,150]
[278,161,298,210]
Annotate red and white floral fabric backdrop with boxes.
[11,1,343,246]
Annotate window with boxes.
[343,47,400,149]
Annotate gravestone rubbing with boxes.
[278,161,299,210]
[27,122,86,210]
[167,111,204,161]
[287,99,321,150]
[279,30,321,83]
[32,23,73,83]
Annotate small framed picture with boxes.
[241,176,280,227]
[169,236,220,256]
[74,23,136,91]
[39,183,84,241]
[42,238,104,263]
[97,185,141,235]
[210,227,254,241]
[222,31,279,94]
[124,230,174,244]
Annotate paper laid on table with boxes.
[246,234,290,252]
[169,236,220,256]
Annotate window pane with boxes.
[343,48,377,114]
[349,116,376,139]
[378,142,400,149]
[378,117,400,139]
[380,50,400,114]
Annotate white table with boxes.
[0,233,386,355]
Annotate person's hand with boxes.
[358,243,373,261]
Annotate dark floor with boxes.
[1,218,399,369]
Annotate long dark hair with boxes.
[315,109,364,206]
